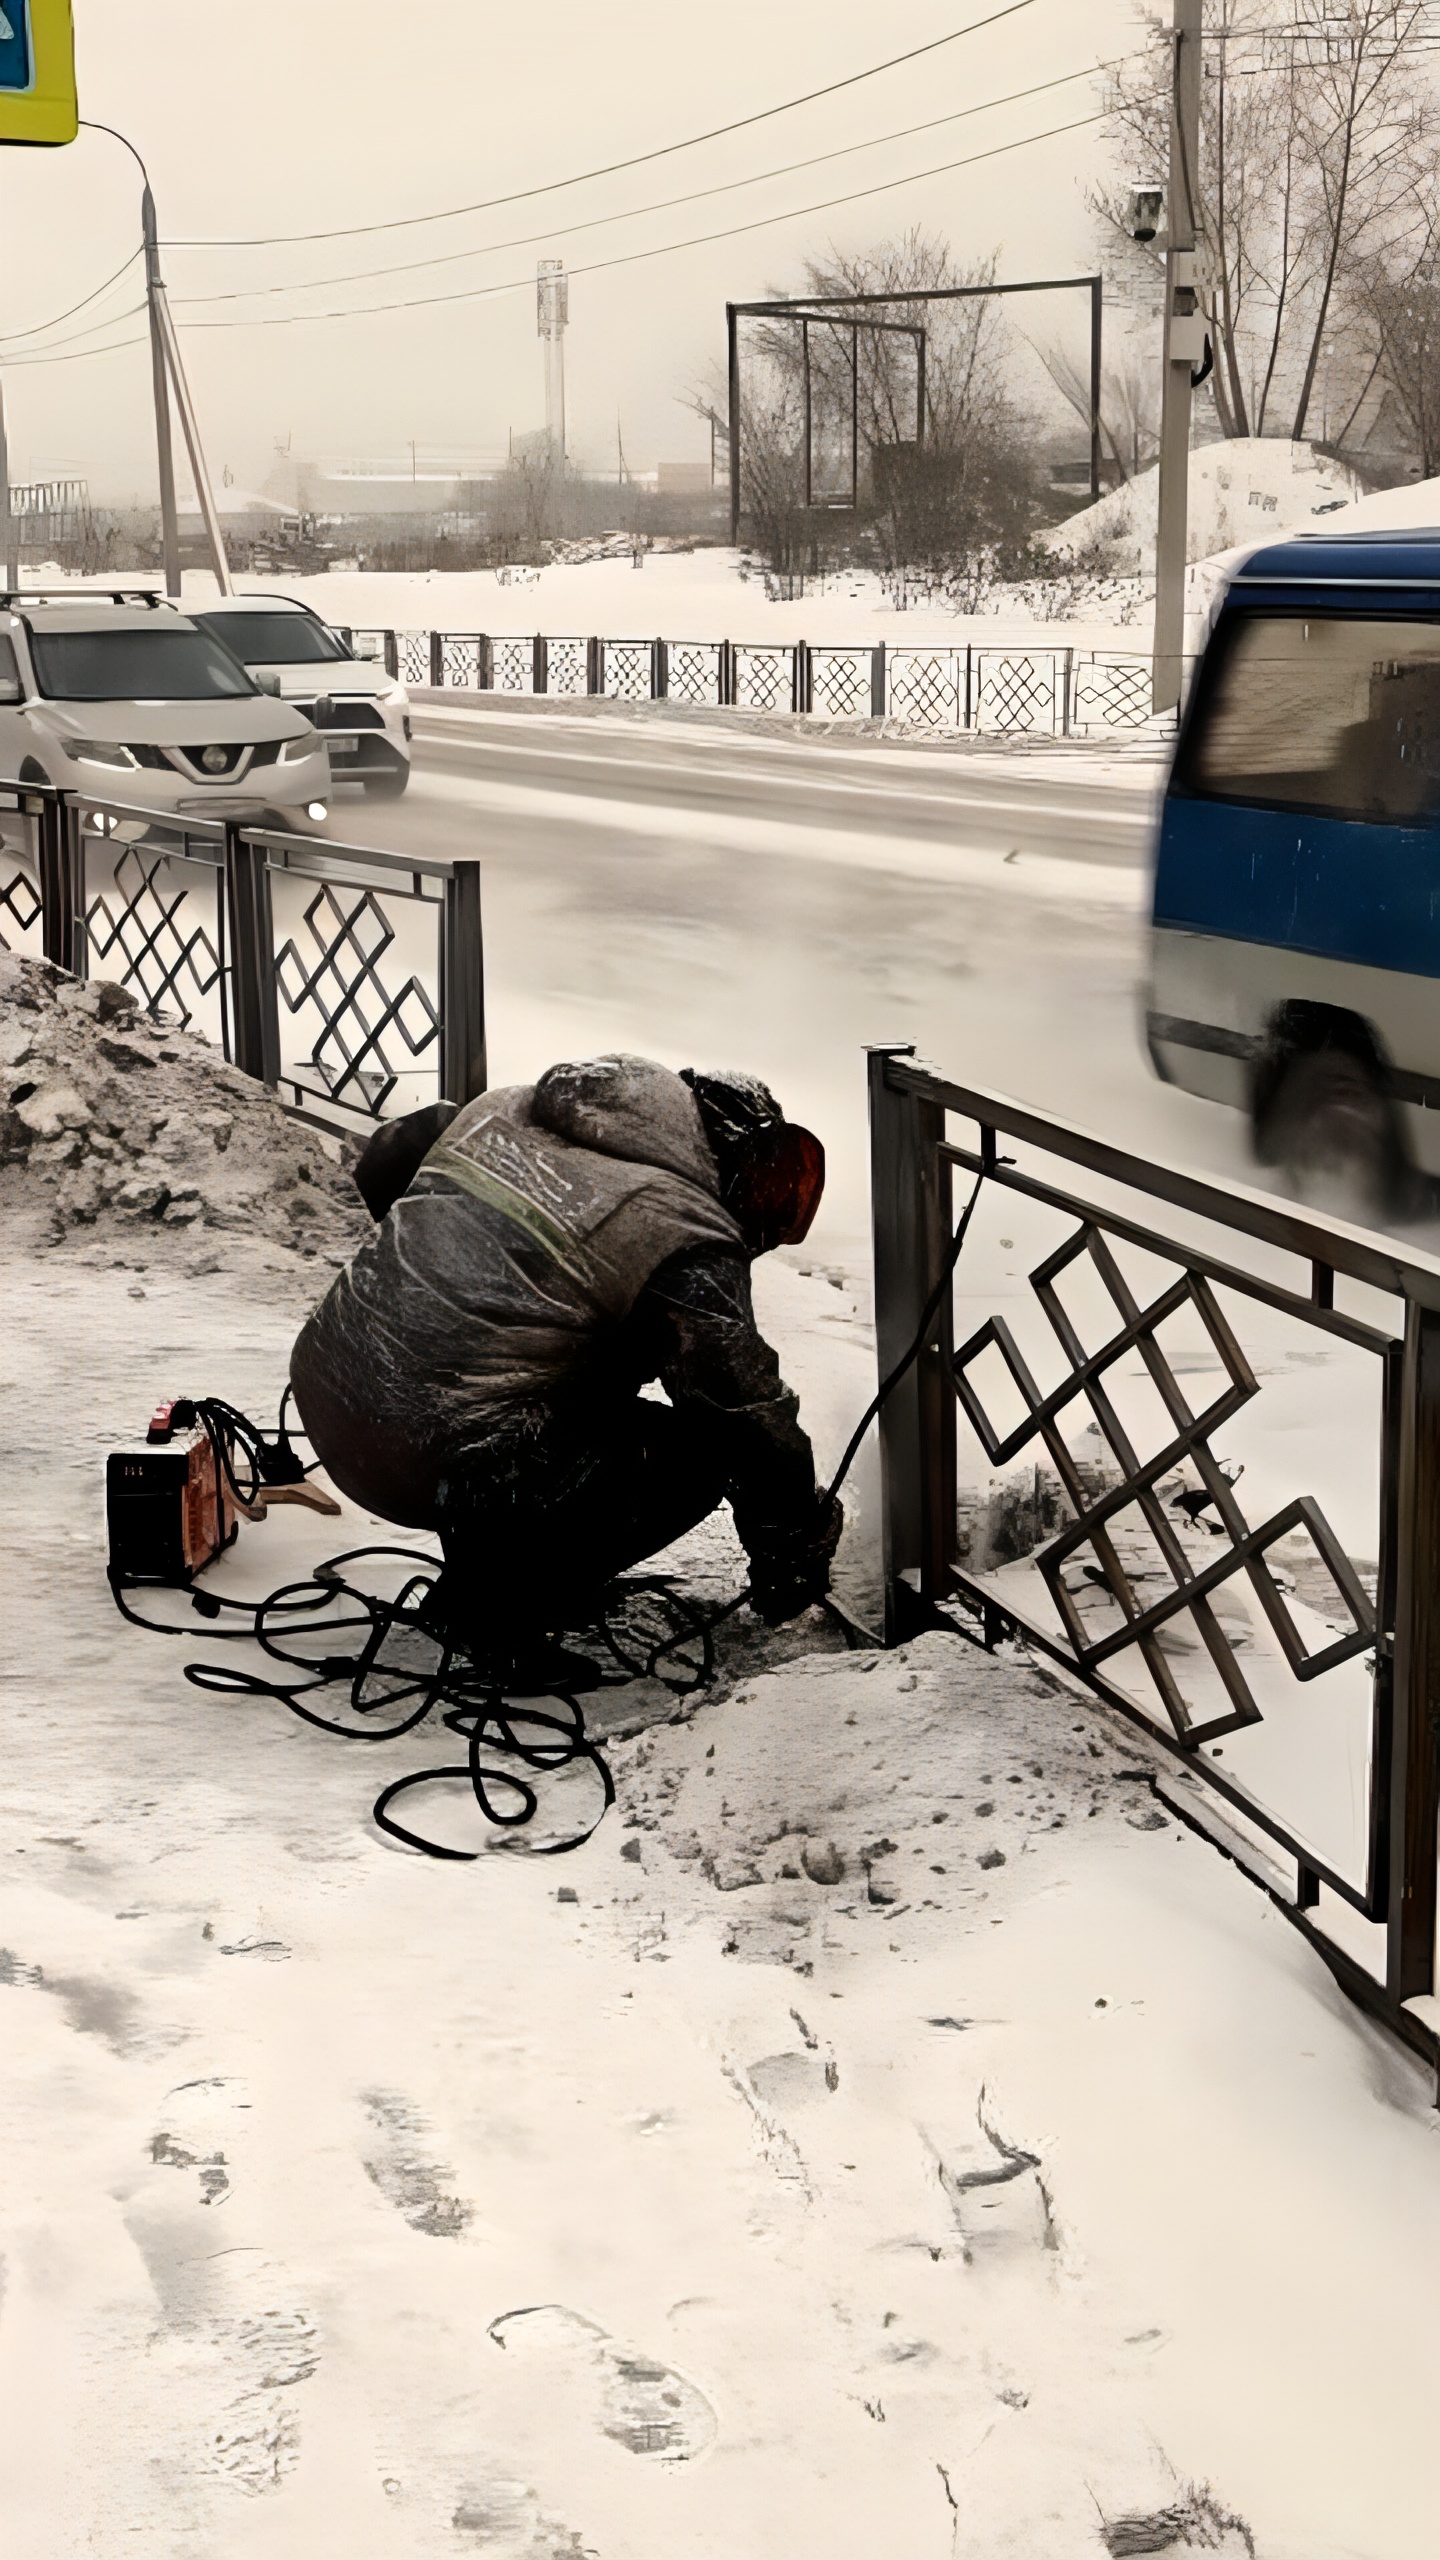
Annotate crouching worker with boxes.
[289,1055,842,1687]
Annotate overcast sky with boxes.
[0,0,1136,502]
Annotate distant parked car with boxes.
[1148,529,1440,1213]
[0,589,331,824]
[193,593,411,797]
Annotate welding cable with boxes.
[821,1162,989,1510]
[111,1173,989,1860]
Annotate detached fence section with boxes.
[867,1044,1440,2077]
[351,628,1175,739]
[0,778,486,1132]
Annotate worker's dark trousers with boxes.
[432,1395,728,1648]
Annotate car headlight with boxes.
[279,736,318,762]
[62,739,138,770]
[379,682,407,707]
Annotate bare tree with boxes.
[1097,0,1436,446]
[733,231,1041,604]
[1039,342,1161,482]
[1363,224,1440,473]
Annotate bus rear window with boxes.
[1177,614,1440,822]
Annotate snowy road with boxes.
[320,701,1239,1262]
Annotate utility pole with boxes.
[87,123,230,595]
[0,379,19,589]
[1151,0,1204,717]
[153,279,233,595]
[142,183,181,596]
[537,258,567,467]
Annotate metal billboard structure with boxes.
[725,275,1104,543]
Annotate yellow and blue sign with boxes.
[0,1,76,147]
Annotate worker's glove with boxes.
[747,1494,843,1626]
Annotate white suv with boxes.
[0,591,332,824]
[192,594,411,798]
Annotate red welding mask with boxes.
[726,1121,825,1254]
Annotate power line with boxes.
[164,0,1044,248]
[166,106,1109,335]
[170,59,1123,313]
[0,246,142,346]
[5,98,1108,368]
[4,325,147,368]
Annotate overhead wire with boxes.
[166,106,1111,335]
[0,244,143,345]
[167,60,1127,314]
[163,0,1045,247]
[0,36,1114,371]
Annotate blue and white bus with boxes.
[1147,530,1440,1211]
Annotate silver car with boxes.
[0,591,331,823]
[192,593,411,798]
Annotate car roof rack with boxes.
[0,587,171,609]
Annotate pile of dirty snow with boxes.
[0,953,368,1260]
[603,1627,1173,1968]
[1042,437,1362,574]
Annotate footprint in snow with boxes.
[488,2305,717,2462]
[361,2088,474,2238]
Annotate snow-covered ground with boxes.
[200,551,1152,656]
[3,962,1440,2559]
[1040,438,1362,575]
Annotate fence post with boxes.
[440,858,487,1106]
[1061,646,1074,738]
[428,631,444,689]
[653,638,668,700]
[719,640,735,708]
[867,1044,953,1643]
[587,636,602,695]
[1387,1296,1440,2007]
[383,629,399,681]
[871,641,886,719]
[223,823,281,1086]
[38,791,82,975]
[477,633,493,691]
[792,641,812,714]
[533,634,548,695]
[963,645,974,730]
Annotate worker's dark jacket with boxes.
[291,1056,818,1552]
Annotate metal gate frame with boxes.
[868,1043,1440,2078]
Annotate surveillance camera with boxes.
[1129,184,1164,244]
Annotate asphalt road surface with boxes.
[318,697,1242,1264]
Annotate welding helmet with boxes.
[682,1067,825,1253]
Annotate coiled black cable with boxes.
[109,1166,986,1860]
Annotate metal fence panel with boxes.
[975,649,1061,735]
[601,640,654,701]
[439,634,483,688]
[0,792,44,958]
[1070,652,1159,735]
[667,641,723,707]
[397,631,430,689]
[9,783,486,1136]
[370,626,1166,736]
[80,812,231,1050]
[732,644,792,712]
[866,1047,1440,2080]
[809,646,871,718]
[887,647,967,728]
[491,635,535,695]
[271,860,442,1118]
[546,635,588,697]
